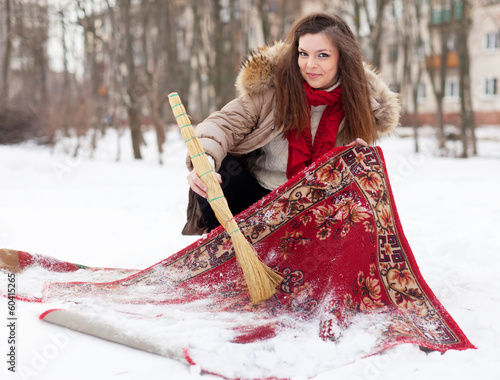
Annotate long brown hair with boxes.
[275,13,377,144]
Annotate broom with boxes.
[168,92,283,304]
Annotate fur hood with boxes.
[235,42,400,136]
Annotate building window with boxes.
[445,78,460,99]
[484,77,498,96]
[485,31,499,51]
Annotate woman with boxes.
[184,12,400,235]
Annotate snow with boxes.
[1,127,500,380]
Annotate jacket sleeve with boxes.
[186,93,264,171]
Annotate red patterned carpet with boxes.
[1,146,474,379]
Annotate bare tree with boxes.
[212,0,226,109]
[1,0,13,109]
[72,0,107,156]
[410,9,425,154]
[210,0,240,109]
[426,0,452,151]
[340,0,390,68]
[392,1,426,153]
[15,0,51,141]
[425,0,478,155]
[165,0,190,106]
[456,0,477,157]
[55,6,72,138]
[122,0,142,159]
[191,0,210,118]
[140,0,169,165]
[30,2,49,104]
[103,0,127,161]
[366,0,391,69]
[256,0,271,43]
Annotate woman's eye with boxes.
[299,51,308,57]
[319,53,330,58]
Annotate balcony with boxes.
[425,51,459,69]
[430,2,463,25]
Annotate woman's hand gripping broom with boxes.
[168,92,283,304]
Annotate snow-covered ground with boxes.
[1,127,499,380]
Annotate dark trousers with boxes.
[196,155,271,230]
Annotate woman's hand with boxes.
[187,168,222,199]
[345,138,368,147]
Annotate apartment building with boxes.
[386,1,500,127]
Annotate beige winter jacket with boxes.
[183,42,401,235]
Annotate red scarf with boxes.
[286,82,344,179]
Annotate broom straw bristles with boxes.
[168,92,283,304]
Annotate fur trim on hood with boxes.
[235,42,400,136]
[235,42,286,97]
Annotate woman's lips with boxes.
[307,73,321,79]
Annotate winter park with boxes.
[1,1,500,380]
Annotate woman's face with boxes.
[298,33,340,90]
